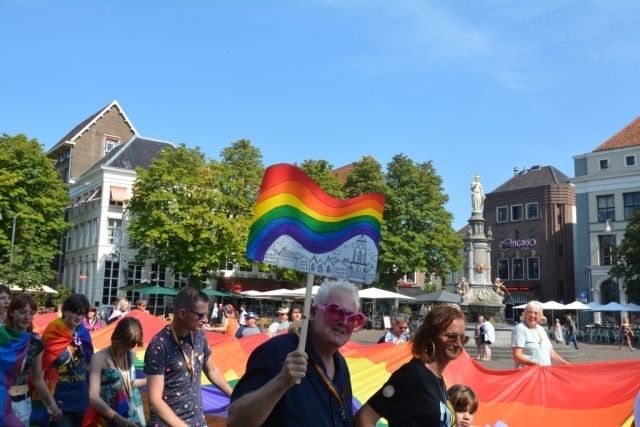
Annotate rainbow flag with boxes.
[247,163,384,283]
[0,325,30,427]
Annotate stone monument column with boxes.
[459,175,504,322]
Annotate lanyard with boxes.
[311,361,347,422]
[170,325,195,382]
[110,347,132,396]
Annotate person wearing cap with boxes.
[267,307,291,336]
[235,312,263,338]
[228,279,364,427]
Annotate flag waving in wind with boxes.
[247,163,384,283]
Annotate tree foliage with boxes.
[126,142,264,285]
[0,134,70,287]
[298,159,344,198]
[378,155,463,287]
[609,211,640,304]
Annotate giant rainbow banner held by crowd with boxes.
[29,310,638,426]
[246,163,384,284]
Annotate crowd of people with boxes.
[1,280,638,426]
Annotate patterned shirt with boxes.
[144,325,211,426]
[14,334,44,386]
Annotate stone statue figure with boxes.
[494,277,506,300]
[471,174,485,213]
[458,277,469,297]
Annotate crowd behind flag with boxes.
[28,310,640,425]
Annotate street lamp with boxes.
[0,210,17,263]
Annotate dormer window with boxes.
[104,135,120,155]
[599,158,609,170]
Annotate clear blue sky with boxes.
[2,1,640,229]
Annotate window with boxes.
[497,259,509,280]
[403,272,416,283]
[599,235,616,266]
[107,219,122,245]
[525,202,539,220]
[597,195,615,222]
[109,186,127,207]
[527,257,540,280]
[558,243,564,257]
[626,155,636,167]
[151,264,167,286]
[175,272,189,288]
[496,207,508,223]
[103,260,119,305]
[511,205,523,221]
[599,158,609,170]
[104,135,120,155]
[126,263,144,300]
[623,192,640,220]
[512,258,524,280]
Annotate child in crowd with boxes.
[448,384,478,427]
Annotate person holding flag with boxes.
[228,279,363,426]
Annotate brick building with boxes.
[484,166,576,306]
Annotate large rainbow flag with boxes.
[83,311,640,425]
[246,163,384,283]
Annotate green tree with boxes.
[377,154,463,288]
[343,156,387,198]
[215,140,264,269]
[126,145,221,285]
[0,134,70,287]
[609,211,640,304]
[126,141,264,286]
[298,159,344,198]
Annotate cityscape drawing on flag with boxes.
[263,234,378,284]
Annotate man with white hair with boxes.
[228,279,364,426]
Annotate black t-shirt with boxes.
[367,358,455,427]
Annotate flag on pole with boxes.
[247,163,384,283]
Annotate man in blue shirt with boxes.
[228,279,363,426]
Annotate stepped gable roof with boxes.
[491,166,569,193]
[84,136,174,174]
[593,116,640,152]
[47,100,137,154]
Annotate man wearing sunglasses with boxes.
[144,287,232,426]
[228,279,363,427]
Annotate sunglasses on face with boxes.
[316,303,367,332]
[443,333,470,345]
[189,310,208,320]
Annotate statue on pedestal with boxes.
[471,174,485,213]
[457,277,469,297]
[493,277,506,301]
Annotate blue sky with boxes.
[2,1,640,229]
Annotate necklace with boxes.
[110,346,132,396]
[170,325,195,382]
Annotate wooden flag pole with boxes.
[297,273,315,353]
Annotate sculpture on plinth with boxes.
[471,174,485,214]
[457,277,469,297]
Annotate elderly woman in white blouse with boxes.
[511,300,570,367]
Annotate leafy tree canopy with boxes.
[0,134,70,287]
[126,141,264,285]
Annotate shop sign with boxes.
[499,238,537,251]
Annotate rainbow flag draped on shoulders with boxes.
[247,163,384,283]
[0,324,30,427]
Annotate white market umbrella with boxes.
[564,301,590,310]
[514,303,527,309]
[586,302,602,310]
[287,286,321,297]
[358,287,415,300]
[541,300,566,310]
[596,302,627,312]
[240,290,265,297]
[624,303,640,312]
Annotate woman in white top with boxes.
[511,301,569,367]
